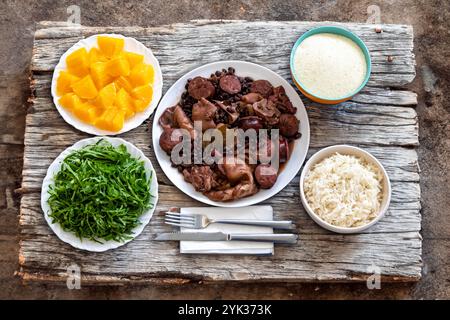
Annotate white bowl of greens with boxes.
[41,137,158,252]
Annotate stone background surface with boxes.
[0,0,449,299]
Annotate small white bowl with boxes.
[299,145,391,233]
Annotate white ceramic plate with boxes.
[41,137,159,252]
[51,33,163,135]
[299,145,391,233]
[152,60,310,207]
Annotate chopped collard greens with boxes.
[48,140,152,243]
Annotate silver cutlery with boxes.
[155,231,298,244]
[164,212,295,230]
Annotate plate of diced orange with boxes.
[51,34,163,135]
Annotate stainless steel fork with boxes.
[164,212,295,230]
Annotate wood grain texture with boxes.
[19,20,421,284]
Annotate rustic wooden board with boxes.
[18,20,421,284]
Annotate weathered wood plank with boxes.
[26,96,419,147]
[31,20,415,88]
[19,193,421,282]
[19,236,422,282]
[31,73,418,108]
[352,87,417,106]
[19,20,421,284]
[20,144,420,194]
[20,94,420,189]
[20,95,420,189]
[20,179,421,235]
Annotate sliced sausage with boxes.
[279,137,289,163]
[250,80,273,98]
[219,75,242,94]
[238,116,264,131]
[255,164,278,189]
[159,128,184,154]
[188,77,215,100]
[279,114,299,138]
[158,106,176,130]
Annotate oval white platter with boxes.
[51,33,163,136]
[41,137,159,252]
[152,60,310,207]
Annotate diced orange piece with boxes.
[88,47,108,64]
[95,83,116,108]
[114,76,134,93]
[58,93,83,111]
[111,109,125,131]
[73,105,90,123]
[133,99,148,112]
[131,85,153,103]
[106,56,130,77]
[89,105,105,118]
[101,107,116,123]
[95,108,124,132]
[66,48,90,77]
[123,51,144,69]
[71,75,98,100]
[72,102,98,124]
[72,96,85,110]
[90,62,113,89]
[129,63,155,86]
[56,71,79,96]
[97,36,124,58]
[114,88,135,119]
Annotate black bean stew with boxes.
[159,67,301,202]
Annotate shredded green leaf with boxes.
[48,140,153,243]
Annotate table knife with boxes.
[155,232,298,244]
